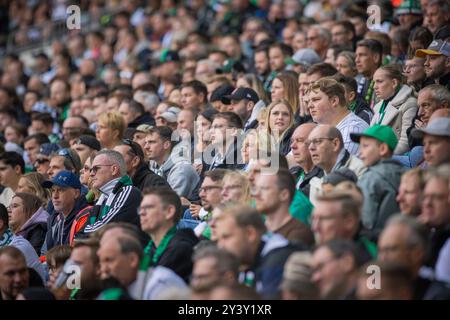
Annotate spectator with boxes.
[215,204,303,299]
[336,51,358,78]
[281,252,319,300]
[371,65,418,154]
[35,143,60,178]
[425,0,450,35]
[351,125,405,239]
[8,193,48,255]
[254,169,314,246]
[81,150,142,235]
[306,25,331,60]
[42,171,87,251]
[413,117,450,167]
[308,77,368,155]
[61,116,89,142]
[180,81,208,111]
[397,168,425,217]
[16,173,51,206]
[416,39,450,90]
[146,126,199,198]
[0,151,25,193]
[96,112,126,150]
[118,98,155,129]
[71,135,101,166]
[331,21,356,49]
[222,87,260,132]
[221,171,251,204]
[139,187,198,282]
[0,246,30,300]
[23,133,50,170]
[265,99,295,156]
[47,148,82,179]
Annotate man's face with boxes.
[298,73,310,97]
[0,255,29,300]
[177,110,195,139]
[417,90,442,125]
[269,47,285,72]
[331,25,350,46]
[254,51,270,76]
[216,215,252,264]
[358,137,383,167]
[0,161,20,189]
[47,156,66,179]
[290,125,315,167]
[228,99,250,122]
[98,235,136,286]
[62,117,84,140]
[50,80,69,105]
[191,256,222,291]
[424,54,448,80]
[143,132,166,161]
[51,185,79,214]
[307,126,336,169]
[113,145,135,176]
[404,58,426,85]
[378,224,416,268]
[199,177,223,211]
[421,177,450,227]
[118,103,136,126]
[292,32,306,52]
[139,194,168,234]
[30,120,52,136]
[307,29,326,55]
[397,174,422,216]
[70,246,98,286]
[311,246,346,299]
[312,201,353,244]
[133,132,148,151]
[210,118,230,145]
[89,154,116,189]
[181,87,202,110]
[254,174,282,214]
[355,46,378,77]
[423,134,450,167]
[426,5,448,33]
[308,90,334,124]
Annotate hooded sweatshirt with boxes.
[17,207,49,255]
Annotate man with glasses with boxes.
[254,169,314,246]
[113,139,168,191]
[306,26,331,60]
[80,150,143,236]
[311,239,361,299]
[308,125,365,205]
[145,126,199,199]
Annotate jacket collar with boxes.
[99,178,121,196]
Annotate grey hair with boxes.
[421,84,450,108]
[96,149,127,176]
[385,214,429,251]
[310,25,332,43]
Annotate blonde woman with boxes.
[17,172,51,206]
[221,171,251,204]
[241,129,273,170]
[265,99,295,155]
[96,111,126,149]
[271,72,299,114]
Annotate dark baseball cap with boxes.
[221,87,259,105]
[210,84,235,103]
[42,171,82,190]
[74,135,101,151]
[39,143,61,157]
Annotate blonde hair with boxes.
[98,111,126,140]
[19,172,51,205]
[222,171,251,203]
[265,99,295,138]
[274,72,299,113]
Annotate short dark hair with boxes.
[269,42,294,57]
[333,20,355,37]
[212,112,243,129]
[204,168,227,182]
[0,203,8,228]
[24,133,50,145]
[121,98,145,116]
[318,239,365,267]
[0,151,25,173]
[181,80,207,103]
[276,168,296,203]
[148,126,175,147]
[307,63,338,78]
[356,39,383,56]
[332,73,357,93]
[31,112,54,126]
[142,187,183,224]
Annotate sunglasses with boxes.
[89,164,113,174]
[58,148,77,170]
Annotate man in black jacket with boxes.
[139,187,198,283]
[113,139,169,192]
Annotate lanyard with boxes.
[377,100,389,125]
[141,226,177,270]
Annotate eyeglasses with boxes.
[58,148,77,170]
[122,139,143,158]
[199,186,222,193]
[222,184,242,192]
[306,138,334,146]
[90,164,113,174]
[311,214,339,224]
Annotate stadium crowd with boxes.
[0,0,450,300]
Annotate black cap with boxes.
[74,135,101,151]
[210,84,235,103]
[221,87,259,105]
[199,107,219,123]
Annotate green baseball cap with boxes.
[350,125,398,151]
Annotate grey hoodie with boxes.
[357,159,406,239]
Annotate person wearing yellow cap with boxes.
[350,125,406,241]
[416,38,450,90]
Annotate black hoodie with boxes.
[128,112,155,128]
[132,162,169,191]
[147,228,199,283]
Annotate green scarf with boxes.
[141,226,177,270]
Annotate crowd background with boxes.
[0,0,449,300]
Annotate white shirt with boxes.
[336,112,369,156]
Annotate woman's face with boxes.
[95,120,117,147]
[17,178,33,194]
[336,55,354,77]
[8,196,26,232]
[373,69,398,100]
[221,177,244,202]
[271,78,285,101]
[236,77,251,88]
[269,103,291,134]
[196,115,212,142]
